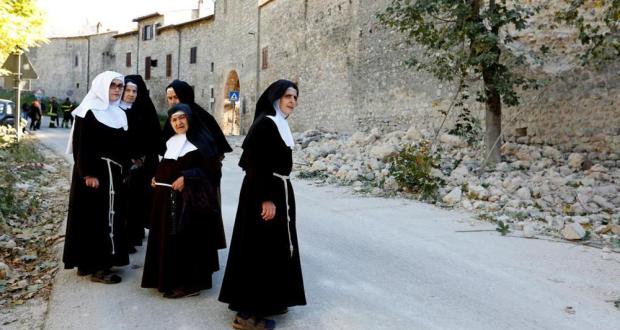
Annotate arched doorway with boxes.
[223,70,240,136]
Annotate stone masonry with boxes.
[26,0,620,154]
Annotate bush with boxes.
[448,108,481,144]
[0,126,17,149]
[387,140,442,200]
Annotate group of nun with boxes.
[62,70,305,329]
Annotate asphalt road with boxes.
[32,116,620,329]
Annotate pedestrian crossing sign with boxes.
[228,91,239,102]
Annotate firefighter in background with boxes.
[61,97,74,128]
[48,96,60,128]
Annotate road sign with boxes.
[1,53,38,79]
[228,91,239,102]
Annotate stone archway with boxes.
[222,70,240,136]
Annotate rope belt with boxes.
[273,173,293,257]
[101,157,123,254]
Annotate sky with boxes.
[37,0,215,37]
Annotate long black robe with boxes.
[219,116,306,315]
[123,75,162,243]
[141,149,226,293]
[63,110,130,271]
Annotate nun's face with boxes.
[170,112,189,135]
[109,79,124,102]
[122,83,138,103]
[166,88,180,107]
[278,87,298,116]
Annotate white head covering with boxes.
[163,134,198,160]
[65,71,128,154]
[267,99,295,150]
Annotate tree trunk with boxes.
[483,86,502,164]
[479,0,502,164]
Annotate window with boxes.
[142,25,153,41]
[210,62,214,73]
[76,83,79,88]
[166,54,172,77]
[145,56,151,80]
[190,47,197,64]
[74,55,78,67]
[261,47,268,70]
[125,52,131,67]
[210,87,214,98]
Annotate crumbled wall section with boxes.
[26,0,619,155]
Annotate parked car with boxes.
[0,98,16,126]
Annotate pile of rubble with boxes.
[0,141,69,328]
[293,127,620,249]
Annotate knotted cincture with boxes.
[101,157,123,254]
[273,173,293,257]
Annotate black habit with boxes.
[141,104,226,293]
[122,75,162,245]
[63,110,130,271]
[219,80,306,315]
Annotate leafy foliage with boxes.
[388,140,442,199]
[496,220,510,235]
[0,0,47,60]
[448,107,482,144]
[555,0,620,65]
[377,0,541,107]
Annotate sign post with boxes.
[1,52,38,140]
[228,91,239,135]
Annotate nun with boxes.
[63,71,131,284]
[141,103,226,299]
[120,75,162,251]
[165,79,232,159]
[219,80,306,330]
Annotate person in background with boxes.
[61,97,73,128]
[48,96,60,128]
[120,74,162,252]
[29,100,42,131]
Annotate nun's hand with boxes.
[261,201,276,221]
[151,177,156,188]
[84,176,99,189]
[171,176,184,191]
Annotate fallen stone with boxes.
[561,222,586,240]
[404,126,422,142]
[0,262,10,279]
[515,187,532,200]
[523,224,538,239]
[568,153,585,170]
[442,187,463,205]
[439,134,467,148]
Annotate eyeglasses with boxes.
[109,83,124,90]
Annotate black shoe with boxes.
[77,268,93,276]
[163,288,200,299]
[90,270,121,284]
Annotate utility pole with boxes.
[14,51,22,140]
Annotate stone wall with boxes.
[26,0,619,154]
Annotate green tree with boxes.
[378,0,540,163]
[0,0,47,59]
[555,0,619,65]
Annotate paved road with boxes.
[33,117,620,329]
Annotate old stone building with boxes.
[27,0,620,155]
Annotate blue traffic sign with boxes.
[228,91,239,102]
